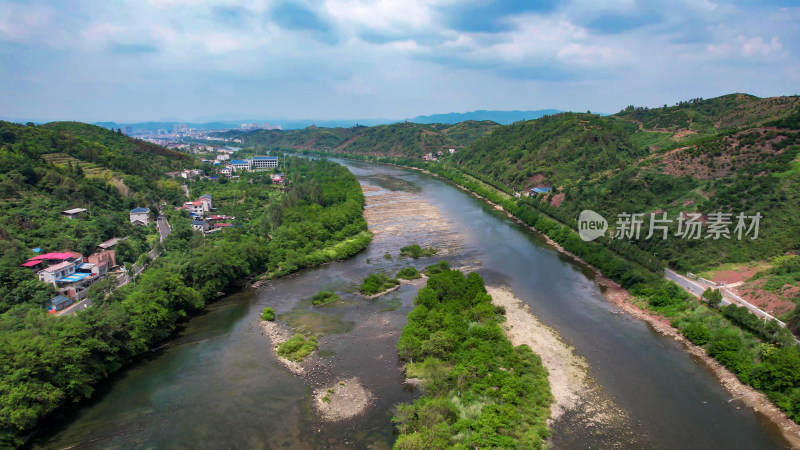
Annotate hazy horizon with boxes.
[1,1,798,123]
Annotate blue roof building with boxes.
[530,187,552,194]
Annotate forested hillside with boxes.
[214,120,499,156]
[0,121,192,253]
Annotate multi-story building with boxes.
[130,207,150,225]
[252,156,278,170]
[230,159,252,171]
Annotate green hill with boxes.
[0,121,196,276]
[219,120,498,157]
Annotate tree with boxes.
[702,288,722,309]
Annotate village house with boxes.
[62,208,87,220]
[230,159,252,171]
[191,220,210,232]
[183,201,206,217]
[48,295,72,312]
[219,166,233,176]
[199,194,213,210]
[38,260,77,286]
[130,207,150,225]
[449,148,456,154]
[87,249,116,275]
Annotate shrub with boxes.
[360,272,400,295]
[260,307,276,321]
[424,261,450,276]
[683,322,711,345]
[277,334,318,361]
[396,266,422,280]
[400,244,438,258]
[312,290,340,306]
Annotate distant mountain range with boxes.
[408,109,564,125]
[90,109,567,132]
[93,118,392,132]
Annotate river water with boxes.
[31,159,789,449]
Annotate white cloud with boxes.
[740,36,782,58]
[0,2,59,44]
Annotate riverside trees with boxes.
[0,157,370,445]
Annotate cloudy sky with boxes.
[1,0,798,122]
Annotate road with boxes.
[665,268,786,325]
[156,214,171,243]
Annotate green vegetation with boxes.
[396,266,422,280]
[0,154,369,445]
[261,307,276,321]
[0,121,192,265]
[399,244,438,258]
[394,267,551,448]
[312,290,340,306]
[424,260,450,276]
[360,272,400,295]
[702,288,723,309]
[277,334,318,361]
[214,121,498,157]
[211,92,800,429]
[411,157,800,427]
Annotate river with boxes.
[30,159,790,449]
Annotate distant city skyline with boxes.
[1,0,798,123]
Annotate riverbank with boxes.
[413,164,800,447]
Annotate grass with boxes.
[312,290,340,306]
[277,334,318,361]
[396,266,422,280]
[360,272,400,295]
[400,244,438,258]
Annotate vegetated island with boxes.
[312,290,340,306]
[259,307,317,374]
[394,264,552,448]
[395,266,422,280]
[360,272,401,297]
[399,244,438,258]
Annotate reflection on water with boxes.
[31,159,790,449]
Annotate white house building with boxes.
[129,207,150,226]
[252,156,278,169]
[230,159,252,171]
[199,194,213,210]
[38,260,77,286]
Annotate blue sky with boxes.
[0,0,798,122]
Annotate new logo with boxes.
[578,210,608,241]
